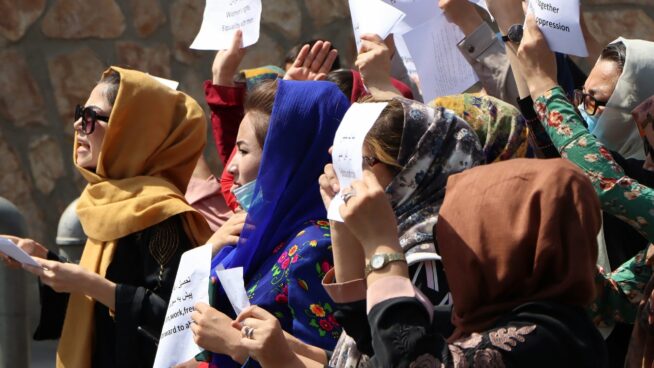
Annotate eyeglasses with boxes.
[362,156,380,167]
[572,89,608,116]
[74,104,109,135]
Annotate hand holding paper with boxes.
[349,0,406,51]
[328,102,389,222]
[0,236,42,268]
[190,0,262,51]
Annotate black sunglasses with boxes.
[572,89,608,116]
[74,105,110,135]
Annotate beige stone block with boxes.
[130,0,166,38]
[583,9,654,48]
[47,47,105,134]
[262,0,302,40]
[240,32,285,70]
[0,132,46,241]
[0,49,45,127]
[170,0,204,64]
[41,0,126,39]
[28,136,65,195]
[305,0,349,29]
[116,42,171,78]
[0,0,45,41]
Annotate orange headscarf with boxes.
[435,159,600,341]
[57,67,212,367]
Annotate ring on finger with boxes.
[241,325,255,339]
[342,189,357,204]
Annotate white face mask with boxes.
[231,180,257,212]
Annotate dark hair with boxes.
[599,41,626,73]
[284,39,341,71]
[362,98,405,172]
[243,79,278,147]
[98,71,121,107]
[326,69,353,100]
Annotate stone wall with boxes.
[0,0,653,246]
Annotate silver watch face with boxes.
[371,255,385,269]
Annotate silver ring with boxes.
[241,325,255,339]
[342,189,357,204]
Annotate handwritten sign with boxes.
[0,237,40,267]
[153,244,212,368]
[190,0,262,50]
[528,0,587,57]
[401,14,479,102]
[328,103,388,222]
[349,0,406,51]
[215,266,250,315]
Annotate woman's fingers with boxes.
[293,44,311,67]
[303,41,324,68]
[310,41,332,72]
[319,50,339,75]
[229,29,243,52]
[235,305,272,322]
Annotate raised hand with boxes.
[439,0,484,36]
[515,13,558,99]
[212,30,247,86]
[284,41,338,81]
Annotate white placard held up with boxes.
[528,0,588,57]
[328,103,388,222]
[401,14,479,102]
[380,0,439,35]
[153,244,212,368]
[190,0,262,51]
[349,0,406,51]
[215,266,250,315]
[0,237,40,267]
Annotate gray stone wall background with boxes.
[0,0,653,252]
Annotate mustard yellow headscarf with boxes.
[57,66,212,368]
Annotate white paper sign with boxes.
[190,0,262,50]
[401,14,479,102]
[328,103,388,222]
[215,266,250,315]
[0,237,40,267]
[153,244,212,368]
[528,0,588,57]
[380,0,439,35]
[349,0,406,51]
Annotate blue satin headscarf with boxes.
[209,79,349,366]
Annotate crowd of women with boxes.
[2,0,654,367]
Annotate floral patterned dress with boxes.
[534,86,654,326]
[242,219,342,350]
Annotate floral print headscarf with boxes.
[388,97,483,257]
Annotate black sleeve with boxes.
[110,216,195,367]
[33,250,70,340]
[367,299,608,368]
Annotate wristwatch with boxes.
[365,253,406,277]
[501,24,524,44]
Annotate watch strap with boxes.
[364,252,407,277]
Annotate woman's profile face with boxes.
[229,113,263,188]
[74,83,112,170]
[582,59,621,117]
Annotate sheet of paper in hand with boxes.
[349,0,406,51]
[328,102,389,222]
[0,236,40,267]
[190,0,262,51]
[215,266,250,315]
[153,244,212,368]
[528,0,588,57]
[401,14,479,102]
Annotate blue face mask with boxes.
[578,103,600,132]
[231,180,257,212]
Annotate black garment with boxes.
[332,261,450,358]
[368,298,608,368]
[33,215,194,368]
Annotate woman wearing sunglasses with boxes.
[1,67,212,368]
